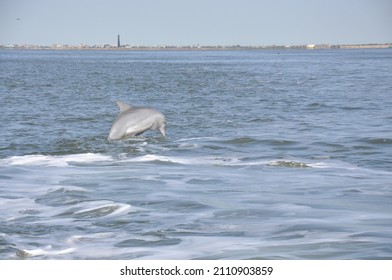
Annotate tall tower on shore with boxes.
[117,34,121,47]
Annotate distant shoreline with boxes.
[1,43,391,51]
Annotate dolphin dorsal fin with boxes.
[115,101,132,112]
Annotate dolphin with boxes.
[108,101,166,140]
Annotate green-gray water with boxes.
[1,49,391,259]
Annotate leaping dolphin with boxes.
[108,101,166,140]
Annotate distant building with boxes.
[117,35,121,47]
[306,44,316,49]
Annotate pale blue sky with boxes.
[1,0,391,46]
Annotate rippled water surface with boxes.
[0,49,391,259]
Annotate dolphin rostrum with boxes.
[108,101,166,140]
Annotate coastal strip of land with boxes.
[1,43,391,51]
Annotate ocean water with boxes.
[0,49,391,259]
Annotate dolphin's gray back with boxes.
[108,102,166,140]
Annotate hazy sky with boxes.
[1,0,391,46]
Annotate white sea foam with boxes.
[67,232,117,244]
[125,154,242,166]
[123,154,354,170]
[122,154,356,171]
[1,153,113,167]
[126,154,184,163]
[49,185,91,193]
[71,200,133,218]
[21,245,75,257]
[0,152,359,172]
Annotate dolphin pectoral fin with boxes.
[158,126,166,138]
[115,101,132,112]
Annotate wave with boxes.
[125,154,335,170]
[359,137,392,145]
[17,246,75,258]
[124,154,242,166]
[1,152,386,175]
[0,152,244,167]
[268,160,311,168]
[0,153,113,167]
[70,201,133,219]
[0,152,337,170]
